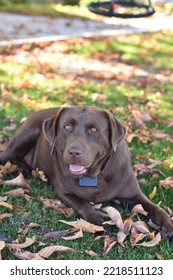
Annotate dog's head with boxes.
[43,106,126,177]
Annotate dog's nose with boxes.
[68,147,82,158]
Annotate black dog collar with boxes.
[78,176,98,187]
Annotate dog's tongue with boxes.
[69,164,86,174]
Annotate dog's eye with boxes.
[64,125,72,131]
[88,127,97,133]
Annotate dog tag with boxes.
[79,176,98,187]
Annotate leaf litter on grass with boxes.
[1,168,171,259]
[0,33,173,259]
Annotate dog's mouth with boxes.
[69,164,87,176]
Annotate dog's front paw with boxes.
[160,220,173,241]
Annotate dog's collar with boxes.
[78,176,98,187]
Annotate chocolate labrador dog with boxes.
[0,106,173,239]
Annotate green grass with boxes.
[0,31,173,260]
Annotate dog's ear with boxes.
[43,107,65,155]
[104,110,127,152]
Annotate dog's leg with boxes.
[0,123,40,165]
[130,193,173,240]
[60,193,104,226]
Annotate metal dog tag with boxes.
[79,176,98,187]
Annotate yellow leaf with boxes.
[0,213,13,221]
[0,201,13,210]
[149,186,157,200]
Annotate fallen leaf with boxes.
[44,229,69,240]
[117,230,127,245]
[156,253,164,260]
[103,206,124,230]
[159,176,173,189]
[0,213,13,220]
[151,130,173,143]
[9,247,44,260]
[4,188,30,200]
[0,173,31,188]
[59,218,104,233]
[0,201,13,210]
[85,250,98,257]
[38,245,77,259]
[132,221,150,234]
[135,232,161,247]
[40,197,73,218]
[18,223,40,236]
[32,168,48,182]
[132,204,148,216]
[0,240,5,260]
[6,236,36,249]
[123,217,133,235]
[102,235,117,255]
[149,186,157,200]
[0,161,18,178]
[130,228,147,244]
[133,162,164,177]
[0,196,7,202]
[62,229,83,240]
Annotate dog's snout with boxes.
[68,147,82,159]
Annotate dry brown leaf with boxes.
[156,253,164,260]
[0,196,7,202]
[40,197,73,218]
[117,230,127,245]
[3,188,30,200]
[132,221,150,234]
[38,245,77,259]
[44,229,69,240]
[135,232,161,247]
[0,213,13,220]
[130,228,147,244]
[149,186,157,200]
[85,250,98,257]
[159,177,173,189]
[62,229,83,240]
[32,168,48,182]
[0,240,5,260]
[6,236,36,249]
[103,206,124,230]
[1,173,31,188]
[133,162,164,177]
[0,201,13,210]
[9,247,44,260]
[102,235,117,255]
[18,223,40,236]
[0,161,18,178]
[59,218,104,233]
[123,218,133,235]
[13,204,25,212]
[132,204,148,216]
